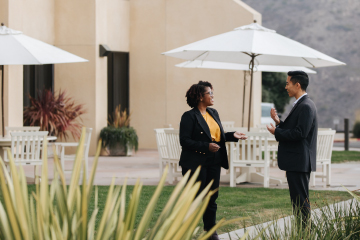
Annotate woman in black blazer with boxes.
[179,81,247,239]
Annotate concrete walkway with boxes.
[22,149,360,192]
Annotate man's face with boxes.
[285,76,299,98]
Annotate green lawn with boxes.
[21,185,353,235]
[332,151,360,163]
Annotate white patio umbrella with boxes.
[176,60,317,74]
[163,21,345,130]
[176,60,317,125]
[0,23,88,136]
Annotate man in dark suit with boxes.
[267,71,318,223]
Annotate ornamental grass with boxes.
[0,127,247,240]
[23,89,85,140]
[245,189,360,240]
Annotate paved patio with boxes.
[21,149,360,192]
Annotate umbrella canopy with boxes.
[163,22,345,68]
[176,60,316,127]
[176,60,317,74]
[163,21,345,130]
[0,23,88,136]
[0,24,88,65]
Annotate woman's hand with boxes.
[234,131,247,140]
[209,143,221,152]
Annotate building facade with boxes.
[0,0,261,154]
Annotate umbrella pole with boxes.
[247,55,255,131]
[242,71,247,127]
[1,65,4,137]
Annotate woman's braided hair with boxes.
[185,81,213,108]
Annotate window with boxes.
[23,64,54,122]
[107,52,129,119]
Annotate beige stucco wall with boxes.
[54,0,97,153]
[1,0,129,154]
[0,0,9,27]
[130,0,262,149]
[0,0,55,136]
[54,0,130,154]
[94,0,130,152]
[1,0,262,153]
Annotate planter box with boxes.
[101,142,133,156]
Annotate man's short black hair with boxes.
[287,71,309,91]
[185,81,213,108]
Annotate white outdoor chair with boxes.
[311,129,335,187]
[3,131,48,183]
[4,126,56,158]
[318,128,332,131]
[221,121,235,129]
[53,128,92,179]
[256,124,278,166]
[5,126,40,137]
[163,129,182,184]
[229,132,271,188]
[154,128,173,180]
[225,127,259,162]
[256,124,270,133]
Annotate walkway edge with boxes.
[219,198,356,239]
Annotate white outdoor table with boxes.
[222,137,284,185]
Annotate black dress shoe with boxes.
[208,231,220,240]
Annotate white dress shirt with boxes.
[293,93,307,107]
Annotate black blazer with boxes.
[275,95,318,172]
[179,107,238,170]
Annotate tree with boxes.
[262,72,290,114]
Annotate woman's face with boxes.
[201,86,214,106]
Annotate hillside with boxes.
[242,0,360,129]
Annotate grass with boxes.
[332,150,360,163]
[18,185,352,236]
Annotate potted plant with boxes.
[100,105,138,156]
[23,89,86,140]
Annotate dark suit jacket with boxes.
[275,95,318,172]
[179,107,238,170]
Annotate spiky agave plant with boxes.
[0,127,247,240]
[23,89,86,140]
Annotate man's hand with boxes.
[234,131,247,140]
[270,108,280,125]
[209,143,220,152]
[266,123,276,135]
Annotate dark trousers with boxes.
[182,154,221,231]
[286,171,311,224]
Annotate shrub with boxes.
[353,121,360,138]
[23,89,86,140]
[100,126,138,151]
[100,105,139,153]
